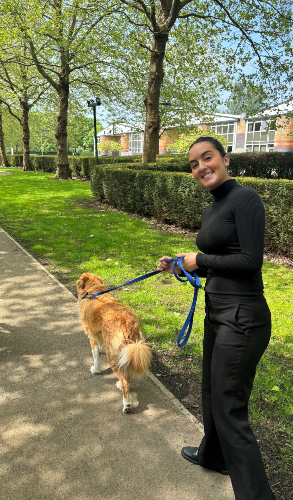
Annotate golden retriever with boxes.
[76,273,151,412]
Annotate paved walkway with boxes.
[0,228,235,500]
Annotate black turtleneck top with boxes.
[195,179,265,298]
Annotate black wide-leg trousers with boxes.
[198,294,276,500]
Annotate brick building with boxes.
[97,101,293,155]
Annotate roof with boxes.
[97,123,144,136]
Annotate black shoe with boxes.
[181,447,229,476]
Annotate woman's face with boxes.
[188,141,230,190]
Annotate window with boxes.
[97,137,100,144]
[245,120,275,152]
[210,122,236,151]
[129,133,142,154]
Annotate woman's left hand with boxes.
[176,252,199,272]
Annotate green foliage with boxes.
[228,152,293,180]
[7,151,293,181]
[167,128,228,153]
[98,140,124,152]
[82,123,103,151]
[111,159,190,172]
[91,164,293,256]
[6,155,23,167]
[6,154,142,176]
[223,81,267,116]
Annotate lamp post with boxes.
[87,98,101,164]
[41,129,49,155]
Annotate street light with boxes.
[41,129,49,155]
[87,98,101,164]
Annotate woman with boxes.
[157,137,276,500]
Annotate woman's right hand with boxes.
[157,256,180,275]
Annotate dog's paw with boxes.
[123,404,132,413]
[90,366,101,374]
[116,381,122,390]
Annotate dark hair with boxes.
[188,136,226,157]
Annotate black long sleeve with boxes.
[196,179,265,297]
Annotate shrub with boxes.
[5,154,142,175]
[30,156,57,172]
[91,165,293,256]
[94,152,293,179]
[6,155,23,167]
[228,152,293,179]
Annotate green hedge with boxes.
[6,155,23,167]
[228,152,293,179]
[6,152,293,179]
[91,165,293,256]
[90,152,293,179]
[6,154,141,177]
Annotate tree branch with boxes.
[122,10,153,32]
[26,37,59,90]
[179,0,197,9]
[68,2,79,44]
[0,99,21,123]
[211,0,263,64]
[67,7,123,61]
[29,84,51,107]
[118,0,149,17]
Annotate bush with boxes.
[30,156,57,172]
[6,155,23,167]
[91,165,293,256]
[228,152,293,180]
[96,152,293,179]
[4,154,142,176]
[6,151,293,181]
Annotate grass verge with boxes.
[1,168,292,478]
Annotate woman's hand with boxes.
[176,253,199,271]
[157,256,176,274]
[157,253,199,274]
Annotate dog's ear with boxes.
[76,274,89,291]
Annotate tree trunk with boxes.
[142,33,168,163]
[54,80,71,179]
[20,102,33,171]
[0,111,10,168]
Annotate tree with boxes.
[114,0,291,162]
[1,110,23,154]
[98,140,123,153]
[6,0,121,179]
[99,17,229,137]
[223,81,267,116]
[0,105,10,167]
[168,128,227,153]
[0,38,50,170]
[81,122,103,152]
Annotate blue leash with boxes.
[167,257,201,347]
[84,257,201,347]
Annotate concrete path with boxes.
[0,228,235,500]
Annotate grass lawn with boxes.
[1,167,292,471]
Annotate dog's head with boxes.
[76,273,105,299]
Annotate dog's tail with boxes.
[117,340,151,377]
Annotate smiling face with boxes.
[188,141,230,190]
